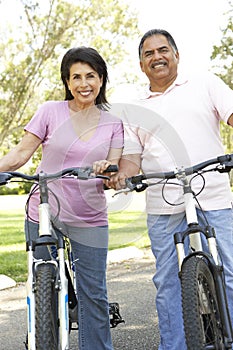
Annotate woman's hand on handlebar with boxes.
[92,160,112,174]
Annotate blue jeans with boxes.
[147,208,233,350]
[25,220,113,350]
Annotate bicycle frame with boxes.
[0,164,123,350]
[173,169,220,270]
[121,153,233,349]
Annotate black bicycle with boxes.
[115,153,233,350]
[0,165,124,350]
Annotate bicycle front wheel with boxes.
[181,255,225,350]
[35,264,58,350]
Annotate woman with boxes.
[0,47,123,349]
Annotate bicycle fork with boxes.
[26,172,70,349]
[57,237,69,349]
[26,240,70,349]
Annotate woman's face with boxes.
[67,62,103,109]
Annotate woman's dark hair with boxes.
[138,29,178,58]
[61,47,109,110]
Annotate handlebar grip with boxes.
[217,153,233,173]
[103,165,118,173]
[0,172,12,185]
[217,154,232,163]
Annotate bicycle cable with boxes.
[24,179,61,224]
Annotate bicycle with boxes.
[114,153,233,349]
[0,165,124,350]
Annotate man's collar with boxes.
[140,73,188,99]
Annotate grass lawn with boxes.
[0,199,149,282]
[0,211,27,282]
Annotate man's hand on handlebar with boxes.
[106,154,141,190]
[107,172,128,190]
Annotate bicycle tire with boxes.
[35,264,58,350]
[181,255,225,350]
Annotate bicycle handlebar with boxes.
[0,164,119,186]
[128,153,233,184]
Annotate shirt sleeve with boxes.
[24,102,49,141]
[108,103,144,155]
[207,72,233,123]
[122,121,143,155]
[110,118,124,149]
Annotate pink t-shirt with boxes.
[110,71,233,214]
[25,101,123,227]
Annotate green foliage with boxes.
[0,186,20,195]
[211,2,233,153]
[211,16,233,81]
[0,0,139,153]
[220,121,233,154]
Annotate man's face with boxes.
[140,34,179,89]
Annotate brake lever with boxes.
[96,175,110,180]
[125,178,148,192]
[135,182,148,192]
[217,161,233,173]
[112,188,132,197]
[71,168,91,180]
[125,178,136,190]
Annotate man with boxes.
[110,29,233,349]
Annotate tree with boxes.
[0,0,139,153]
[210,1,233,154]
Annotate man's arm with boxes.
[228,113,233,127]
[92,147,123,174]
[108,153,141,190]
[118,154,141,176]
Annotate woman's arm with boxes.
[106,147,123,165]
[92,147,123,174]
[0,131,42,171]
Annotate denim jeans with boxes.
[147,208,233,350]
[25,220,113,350]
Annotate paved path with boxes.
[0,248,160,350]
